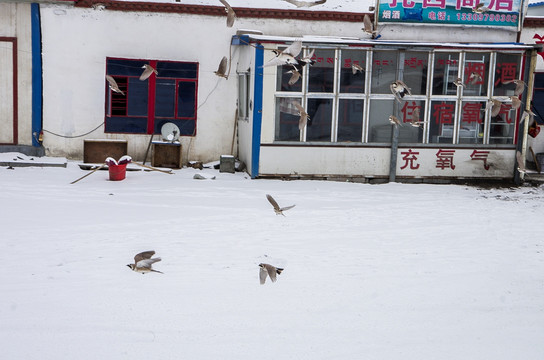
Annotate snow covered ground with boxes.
[1,157,543,359]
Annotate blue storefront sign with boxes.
[377,0,524,29]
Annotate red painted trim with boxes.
[74,0,368,22]
[0,37,17,145]
[147,60,157,134]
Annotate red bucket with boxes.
[108,163,127,181]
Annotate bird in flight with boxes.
[266,194,295,216]
[389,115,402,126]
[219,0,236,27]
[259,263,284,284]
[390,80,411,102]
[362,14,377,38]
[139,64,158,81]
[263,40,302,67]
[453,77,466,88]
[293,101,310,131]
[468,72,483,85]
[214,56,228,78]
[503,79,526,96]
[127,251,163,274]
[106,75,124,95]
[282,0,326,8]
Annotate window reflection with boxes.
[308,49,335,93]
[432,52,460,96]
[307,98,333,141]
[337,99,363,142]
[274,97,301,141]
[371,50,397,94]
[340,50,365,93]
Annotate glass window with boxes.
[398,100,425,143]
[337,99,363,142]
[276,63,302,92]
[429,100,456,144]
[432,52,460,95]
[155,79,176,118]
[105,58,198,135]
[403,51,428,96]
[489,103,516,144]
[371,50,397,94]
[306,98,333,141]
[464,52,490,96]
[308,49,335,93]
[459,101,485,144]
[493,53,521,97]
[368,99,395,143]
[127,78,148,116]
[177,81,196,118]
[274,97,301,141]
[238,72,250,120]
[340,49,365,93]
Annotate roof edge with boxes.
[73,0,368,22]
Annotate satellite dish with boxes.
[161,122,180,142]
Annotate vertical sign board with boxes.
[377,0,524,30]
[0,39,16,144]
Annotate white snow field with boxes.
[1,159,543,359]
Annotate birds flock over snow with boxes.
[127,194,294,283]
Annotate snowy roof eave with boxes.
[236,34,539,50]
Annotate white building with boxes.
[1,0,543,182]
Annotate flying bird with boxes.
[468,72,483,85]
[263,40,302,67]
[352,63,363,74]
[487,98,503,117]
[214,56,228,78]
[362,13,377,38]
[516,151,526,174]
[390,80,412,102]
[510,95,522,110]
[286,66,301,85]
[389,115,402,126]
[282,0,326,8]
[472,3,490,13]
[409,107,426,127]
[299,48,316,66]
[503,79,526,96]
[259,263,284,284]
[106,75,124,95]
[520,110,536,125]
[293,101,310,131]
[453,77,466,88]
[219,0,236,27]
[266,194,295,216]
[127,251,163,274]
[139,64,158,81]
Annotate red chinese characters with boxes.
[470,150,490,170]
[495,62,517,86]
[400,149,420,170]
[433,102,455,125]
[462,103,483,124]
[436,149,456,169]
[398,149,493,171]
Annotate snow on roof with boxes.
[239,33,538,49]
[109,0,373,12]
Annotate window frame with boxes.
[270,46,525,146]
[105,57,199,136]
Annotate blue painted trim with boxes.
[251,44,264,179]
[31,3,42,147]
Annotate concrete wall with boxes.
[0,3,33,146]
